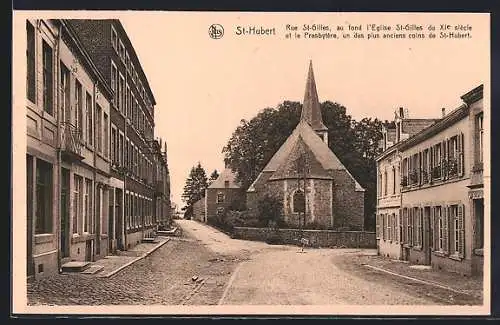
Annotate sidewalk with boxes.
[85,237,170,278]
[359,254,484,301]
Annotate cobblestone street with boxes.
[27,237,239,306]
[27,220,484,307]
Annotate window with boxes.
[383,170,388,196]
[431,144,442,179]
[119,133,124,166]
[474,199,484,249]
[434,206,448,252]
[216,192,225,203]
[26,21,36,103]
[119,41,125,61]
[84,179,93,233]
[216,207,225,216]
[111,126,117,164]
[42,41,53,115]
[415,208,422,247]
[377,173,382,196]
[111,25,118,50]
[392,168,396,194]
[401,158,408,187]
[292,190,305,213]
[111,61,118,106]
[408,208,413,246]
[86,92,93,146]
[422,149,429,183]
[103,113,109,158]
[477,113,484,164]
[35,160,53,234]
[402,208,408,243]
[73,175,83,234]
[387,214,392,241]
[75,80,83,135]
[60,63,70,121]
[96,104,102,153]
[119,74,124,112]
[450,204,465,257]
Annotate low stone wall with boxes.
[232,227,376,248]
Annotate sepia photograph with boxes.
[11,11,490,315]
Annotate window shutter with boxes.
[458,204,465,257]
[458,132,465,177]
[429,146,434,182]
[418,152,423,185]
[443,206,449,254]
[441,140,447,180]
[409,208,414,246]
[420,207,424,246]
[398,210,402,242]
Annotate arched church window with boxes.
[292,190,305,213]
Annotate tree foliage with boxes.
[222,100,385,230]
[181,162,208,215]
[208,169,219,186]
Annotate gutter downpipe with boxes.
[56,21,63,274]
[93,81,98,261]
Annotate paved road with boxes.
[27,236,237,305]
[177,219,474,305]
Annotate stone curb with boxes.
[99,238,171,278]
[362,264,477,296]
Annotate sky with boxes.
[113,12,489,209]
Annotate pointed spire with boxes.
[300,60,328,132]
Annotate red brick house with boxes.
[246,61,365,230]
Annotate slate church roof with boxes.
[247,61,364,192]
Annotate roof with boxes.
[208,168,241,189]
[300,60,328,132]
[248,121,364,191]
[402,119,440,137]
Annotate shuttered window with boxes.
[442,206,449,254]
[458,132,465,176]
[26,21,36,103]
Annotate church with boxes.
[246,61,366,230]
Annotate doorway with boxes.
[95,185,101,256]
[115,189,123,250]
[60,168,70,258]
[108,188,115,252]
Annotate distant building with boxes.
[204,167,245,223]
[192,197,206,223]
[376,85,485,276]
[246,61,365,229]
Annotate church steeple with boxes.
[301,60,328,144]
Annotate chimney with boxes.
[441,107,446,118]
[399,107,405,118]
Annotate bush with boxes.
[265,233,282,245]
[256,195,285,228]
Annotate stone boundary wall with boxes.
[232,227,376,248]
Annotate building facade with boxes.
[26,19,114,278]
[205,167,245,224]
[26,19,171,279]
[376,85,485,276]
[67,19,169,251]
[247,61,365,230]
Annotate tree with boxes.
[208,169,219,186]
[222,100,384,231]
[181,162,208,217]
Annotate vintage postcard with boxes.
[12,11,490,316]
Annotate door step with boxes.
[61,261,91,273]
[81,265,105,275]
[142,237,157,243]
